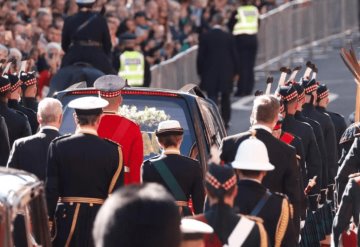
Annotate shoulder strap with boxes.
[225,216,255,247]
[251,190,272,216]
[72,13,98,40]
[153,160,187,201]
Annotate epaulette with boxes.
[274,192,289,200]
[330,111,345,118]
[52,134,71,142]
[243,215,264,224]
[104,138,120,146]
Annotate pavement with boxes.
[227,37,360,135]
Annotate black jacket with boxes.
[282,114,322,192]
[142,153,205,214]
[8,99,38,134]
[0,101,31,146]
[332,175,360,247]
[0,115,10,166]
[234,179,297,247]
[21,97,38,113]
[219,127,301,237]
[197,27,238,94]
[46,131,123,247]
[7,128,60,180]
[303,103,338,184]
[61,10,115,74]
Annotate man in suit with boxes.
[142,120,205,215]
[197,13,238,128]
[332,173,360,247]
[7,98,62,180]
[95,75,144,184]
[219,95,301,237]
[46,96,124,247]
[232,134,297,247]
[0,115,10,166]
[7,73,38,134]
[0,74,31,146]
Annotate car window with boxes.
[197,98,224,148]
[59,94,196,161]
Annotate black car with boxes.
[55,84,227,174]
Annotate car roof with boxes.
[0,167,41,207]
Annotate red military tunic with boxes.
[98,111,143,184]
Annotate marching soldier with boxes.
[232,134,297,247]
[20,71,39,112]
[332,173,360,247]
[142,120,205,215]
[0,75,31,146]
[219,95,301,238]
[316,84,347,159]
[192,164,269,247]
[7,73,38,133]
[277,85,322,196]
[46,96,124,247]
[95,75,143,184]
[302,79,338,190]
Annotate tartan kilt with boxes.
[300,210,321,247]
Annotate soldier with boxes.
[0,74,31,146]
[7,73,38,133]
[192,164,269,247]
[231,134,297,247]
[332,173,360,247]
[142,120,205,215]
[302,78,338,188]
[316,84,347,159]
[0,115,10,166]
[93,183,182,247]
[20,71,39,112]
[7,98,62,180]
[277,85,322,196]
[46,96,124,247]
[95,75,143,184]
[219,95,301,237]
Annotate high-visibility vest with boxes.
[118,51,145,87]
[233,5,259,35]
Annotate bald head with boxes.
[37,98,63,128]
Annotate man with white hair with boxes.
[7,98,62,181]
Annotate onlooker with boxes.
[93,183,182,247]
[7,98,62,180]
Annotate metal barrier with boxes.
[150,0,359,89]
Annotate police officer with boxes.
[192,164,269,247]
[7,73,38,134]
[95,75,144,184]
[277,85,323,196]
[302,79,338,188]
[142,120,205,215]
[228,0,259,96]
[20,71,39,112]
[46,96,124,247]
[61,0,115,74]
[118,33,150,87]
[0,75,31,146]
[232,134,297,247]
[316,84,347,159]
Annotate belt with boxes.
[59,197,105,205]
[71,40,102,47]
[176,201,189,207]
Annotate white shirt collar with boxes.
[213,25,222,30]
[250,124,272,133]
[40,126,59,131]
[163,148,181,155]
[75,127,98,136]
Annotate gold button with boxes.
[90,203,93,207]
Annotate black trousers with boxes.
[208,92,231,127]
[235,34,258,96]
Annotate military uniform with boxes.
[46,97,123,247]
[8,99,38,134]
[0,115,10,166]
[20,72,38,112]
[193,205,268,247]
[142,152,205,214]
[325,110,347,158]
[332,174,360,247]
[234,179,297,247]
